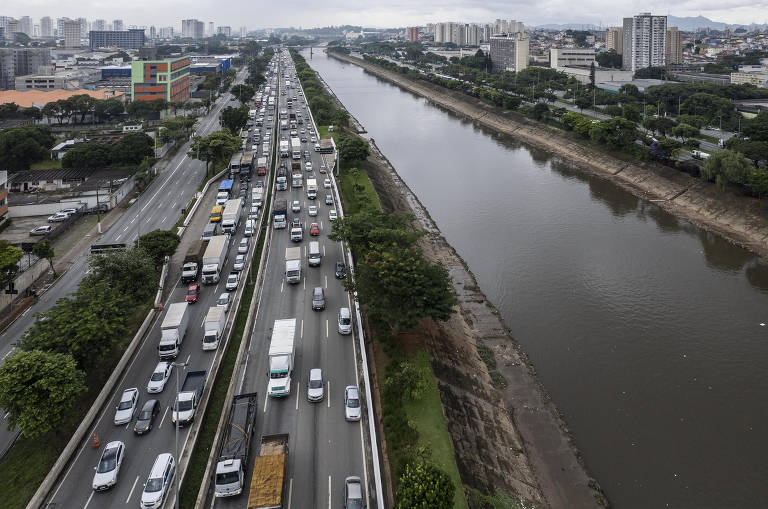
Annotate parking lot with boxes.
[0,215,62,245]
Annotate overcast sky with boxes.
[3,0,768,29]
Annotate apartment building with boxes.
[490,33,529,72]
[606,27,623,54]
[623,13,667,72]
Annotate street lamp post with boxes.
[171,360,187,509]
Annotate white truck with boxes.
[158,302,190,360]
[214,392,258,497]
[267,319,296,397]
[291,137,301,160]
[285,247,301,284]
[279,140,289,158]
[172,370,207,426]
[306,178,317,200]
[203,306,226,351]
[221,199,242,234]
[201,235,230,284]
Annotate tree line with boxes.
[290,50,350,127]
[61,132,155,169]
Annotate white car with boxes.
[147,362,172,393]
[47,213,69,222]
[310,136,317,143]
[238,237,249,254]
[292,200,301,213]
[29,225,52,236]
[308,205,318,217]
[92,440,125,491]
[216,292,231,313]
[323,179,331,189]
[141,453,175,509]
[225,271,240,291]
[113,388,139,425]
[329,209,338,221]
[344,385,362,421]
[234,254,246,271]
[305,161,312,171]
[307,368,324,402]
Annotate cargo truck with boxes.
[257,156,267,176]
[279,140,289,158]
[267,319,295,397]
[306,178,317,200]
[285,247,301,283]
[214,393,258,498]
[241,151,254,171]
[172,370,207,426]
[158,303,190,360]
[181,239,207,283]
[273,199,287,229]
[203,306,226,351]
[291,171,303,188]
[290,137,301,160]
[202,235,230,284]
[247,434,289,509]
[276,166,287,191]
[221,198,242,234]
[218,179,234,198]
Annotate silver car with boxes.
[114,388,139,425]
[147,362,172,393]
[344,385,361,422]
[92,440,125,491]
[307,368,324,402]
[234,254,246,271]
[338,307,352,335]
[216,292,231,313]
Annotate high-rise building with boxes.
[131,57,190,103]
[666,27,682,65]
[7,20,19,40]
[64,20,82,48]
[208,22,214,37]
[239,26,247,38]
[0,50,15,90]
[92,19,107,31]
[217,26,231,37]
[19,16,33,36]
[606,27,623,54]
[0,17,9,38]
[463,24,480,45]
[77,17,88,38]
[90,29,146,49]
[0,48,51,90]
[623,13,667,72]
[159,27,174,39]
[113,19,124,32]
[406,27,419,42]
[494,19,525,35]
[490,33,529,72]
[182,19,204,39]
[149,26,156,40]
[40,17,53,38]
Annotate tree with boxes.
[230,84,255,102]
[574,94,592,111]
[136,230,180,268]
[0,240,23,284]
[726,139,768,166]
[395,461,455,508]
[112,132,154,165]
[94,98,124,122]
[653,138,683,159]
[596,49,622,69]
[531,102,550,121]
[622,104,641,123]
[671,123,700,143]
[188,129,242,174]
[31,239,55,277]
[701,149,754,187]
[85,248,157,303]
[220,106,249,134]
[61,142,113,169]
[126,99,167,119]
[589,62,596,88]
[0,125,54,171]
[589,117,638,150]
[337,136,370,164]
[0,349,86,438]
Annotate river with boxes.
[303,49,768,508]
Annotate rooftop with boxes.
[0,89,124,108]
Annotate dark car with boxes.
[239,182,249,190]
[335,261,346,279]
[133,399,160,435]
[312,287,325,311]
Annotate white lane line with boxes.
[201,315,206,327]
[303,277,306,290]
[161,215,168,223]
[325,319,328,339]
[83,491,94,509]
[287,478,293,509]
[321,220,324,230]
[126,475,139,503]
[281,280,284,293]
[300,319,304,339]
[328,475,332,509]
[3,411,9,419]
[115,234,122,241]
[172,201,178,209]
[20,308,30,318]
[323,244,326,257]
[324,275,328,289]
[130,215,137,224]
[123,225,129,232]
[327,381,330,408]
[185,354,191,365]
[263,392,269,413]
[295,377,300,410]
[159,406,169,428]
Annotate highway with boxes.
[0,70,249,458]
[211,50,369,508]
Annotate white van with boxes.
[308,241,321,267]
[141,453,175,509]
[338,307,352,335]
[244,219,255,237]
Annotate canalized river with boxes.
[303,49,768,508]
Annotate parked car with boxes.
[311,287,325,311]
[344,476,365,508]
[225,271,240,291]
[185,283,200,304]
[234,254,246,271]
[216,292,231,313]
[47,213,69,223]
[92,440,125,491]
[113,388,139,425]
[147,362,172,393]
[86,203,108,214]
[335,260,346,279]
[140,453,176,509]
[29,225,52,236]
[133,399,160,435]
[307,368,324,402]
[344,386,362,421]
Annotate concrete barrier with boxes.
[184,168,228,228]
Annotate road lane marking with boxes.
[115,234,122,241]
[281,280,284,293]
[320,220,324,230]
[185,354,191,365]
[322,244,326,257]
[201,315,206,327]
[303,277,306,290]
[161,215,167,223]
[325,275,328,289]
[126,475,140,503]
[83,491,94,509]
[327,381,330,408]
[295,377,300,410]
[300,319,304,339]
[325,319,328,339]
[159,406,169,428]
[287,478,293,509]
[328,475,332,509]
[20,308,30,318]
[263,393,269,413]
[130,216,136,224]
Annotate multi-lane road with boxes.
[208,50,370,508]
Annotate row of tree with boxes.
[62,132,155,169]
[290,50,350,127]
[0,230,179,438]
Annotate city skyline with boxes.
[1,1,767,31]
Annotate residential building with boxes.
[623,13,667,72]
[0,17,9,38]
[131,57,190,103]
[0,48,51,91]
[494,19,525,35]
[463,24,481,46]
[550,48,595,69]
[19,16,33,36]
[113,19,124,32]
[182,19,204,39]
[406,27,419,42]
[159,27,174,39]
[90,29,146,49]
[489,33,529,72]
[606,27,623,54]
[77,18,88,38]
[208,22,214,37]
[149,26,156,40]
[239,26,247,38]
[7,20,19,40]
[217,26,231,37]
[731,71,768,88]
[666,27,683,65]
[92,19,107,32]
[40,16,53,38]
[63,20,81,48]
[0,51,13,90]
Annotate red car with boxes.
[309,223,320,236]
[185,283,200,304]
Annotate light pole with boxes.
[171,360,187,509]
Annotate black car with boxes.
[239,182,249,190]
[335,261,346,279]
[133,399,160,435]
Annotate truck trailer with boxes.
[159,302,190,360]
[215,392,258,498]
[267,319,295,397]
[284,247,301,283]
[273,199,287,229]
[201,235,230,284]
[203,306,226,351]
[181,239,207,283]
[247,434,289,509]
[221,198,242,234]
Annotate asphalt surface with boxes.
[1,69,257,506]
[211,50,368,508]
